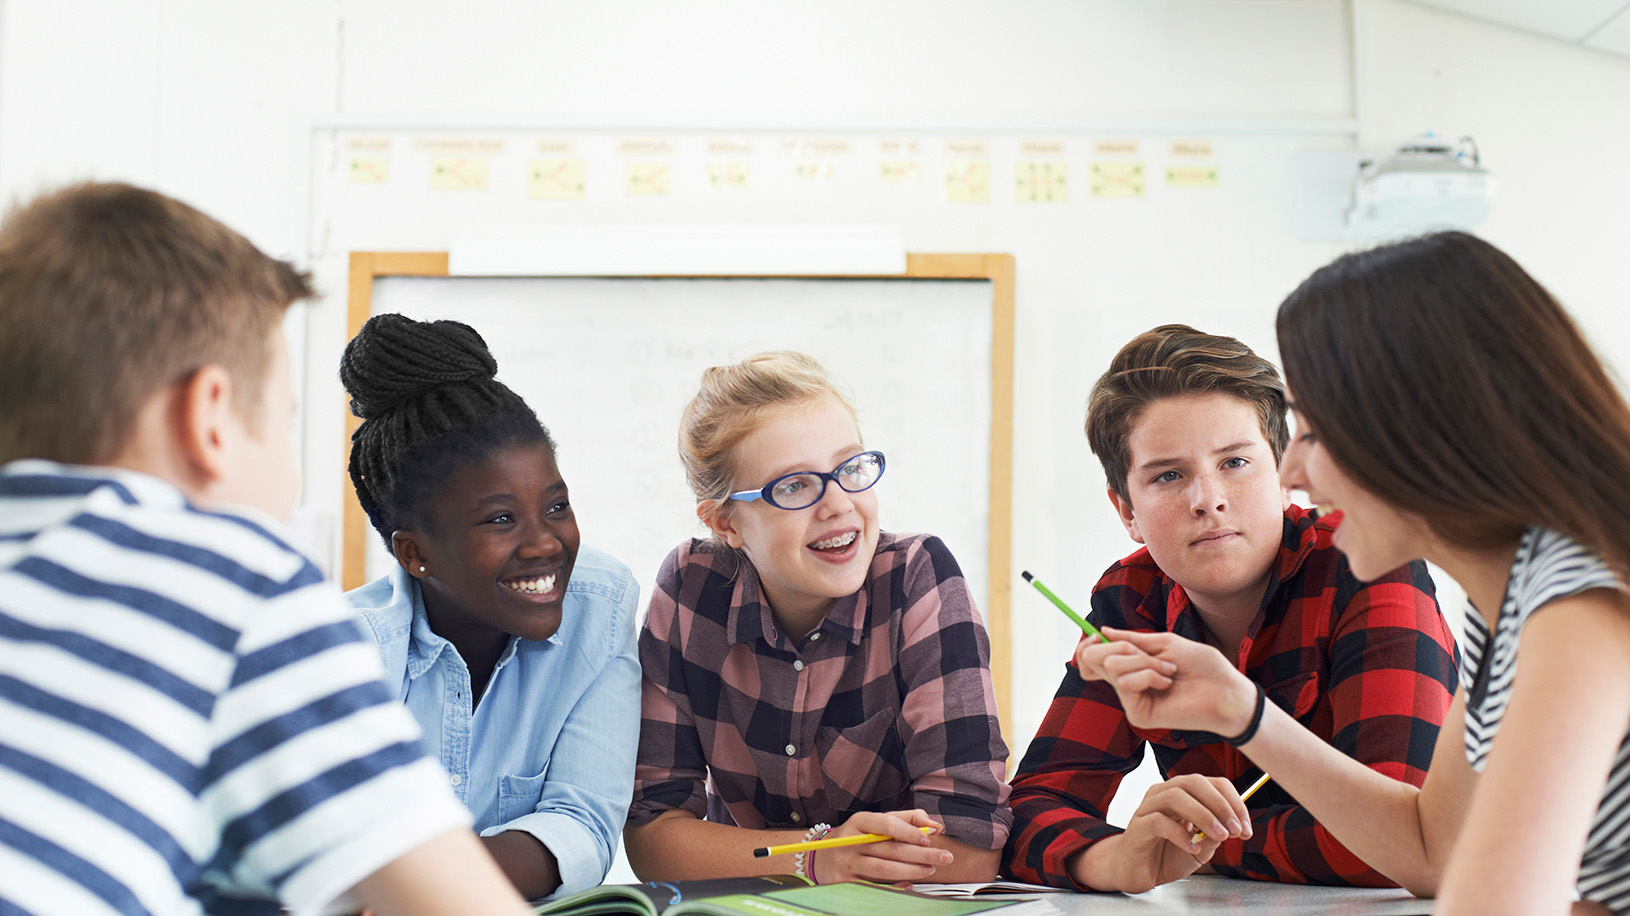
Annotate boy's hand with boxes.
[808,809,947,887]
[1072,774,1251,893]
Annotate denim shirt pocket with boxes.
[497,762,551,825]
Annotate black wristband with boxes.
[1225,683,1267,748]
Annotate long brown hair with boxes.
[1277,231,1630,574]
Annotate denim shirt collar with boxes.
[383,564,538,683]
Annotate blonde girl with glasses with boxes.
[623,351,1011,887]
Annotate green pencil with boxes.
[1021,571,1106,642]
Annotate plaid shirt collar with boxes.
[724,543,879,650]
[1161,504,1322,641]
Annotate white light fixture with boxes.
[1345,135,1494,240]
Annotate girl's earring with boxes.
[418,565,427,574]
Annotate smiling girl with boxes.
[624,351,1011,886]
[342,314,641,902]
[1077,232,1630,915]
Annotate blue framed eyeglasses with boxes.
[728,451,886,510]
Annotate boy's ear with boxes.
[696,500,746,549]
[175,365,237,488]
[1107,486,1145,544]
[391,531,431,578]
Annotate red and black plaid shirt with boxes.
[1003,505,1458,888]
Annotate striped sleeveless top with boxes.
[1461,527,1630,911]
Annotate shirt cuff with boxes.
[482,811,606,899]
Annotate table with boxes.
[986,875,1433,915]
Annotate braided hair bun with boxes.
[341,313,499,419]
[342,313,552,544]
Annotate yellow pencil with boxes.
[1190,772,1271,844]
[752,825,936,858]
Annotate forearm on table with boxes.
[1069,833,1150,892]
[480,830,560,901]
[921,836,1000,883]
[623,810,809,881]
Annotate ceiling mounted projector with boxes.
[1346,135,1494,240]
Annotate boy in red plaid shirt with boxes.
[1002,325,1457,893]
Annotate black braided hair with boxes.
[342,313,555,546]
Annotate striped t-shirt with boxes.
[0,461,469,916]
[1461,526,1630,911]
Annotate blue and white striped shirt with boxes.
[0,461,469,916]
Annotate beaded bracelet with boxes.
[793,823,831,881]
[1225,683,1267,748]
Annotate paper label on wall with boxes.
[945,140,989,157]
[529,159,586,199]
[626,162,671,196]
[1015,161,1068,203]
[619,138,677,157]
[879,161,920,183]
[943,160,991,204]
[780,139,852,157]
[708,160,750,189]
[348,157,389,185]
[346,136,392,153]
[1090,162,1146,197]
[1166,165,1219,188]
[537,139,576,155]
[1019,140,1066,157]
[708,138,754,156]
[415,138,506,156]
[430,157,490,191]
[1093,139,1139,156]
[791,161,835,180]
[878,139,921,157]
[1169,139,1213,158]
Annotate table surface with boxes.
[982,875,1433,915]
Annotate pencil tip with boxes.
[753,849,769,858]
[1021,570,1033,582]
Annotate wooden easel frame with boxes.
[343,251,1016,732]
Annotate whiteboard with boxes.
[364,274,993,604]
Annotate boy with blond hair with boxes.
[0,183,532,916]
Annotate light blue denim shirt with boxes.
[347,544,639,899]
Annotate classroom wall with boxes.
[3,0,1628,832]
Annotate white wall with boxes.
[4,0,1628,849]
[1355,0,1630,367]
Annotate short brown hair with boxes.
[0,182,312,463]
[1086,324,1288,503]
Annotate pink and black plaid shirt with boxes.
[629,532,1012,849]
[1004,505,1459,888]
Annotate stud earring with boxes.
[418,565,426,574]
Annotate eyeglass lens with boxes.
[768,452,883,509]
